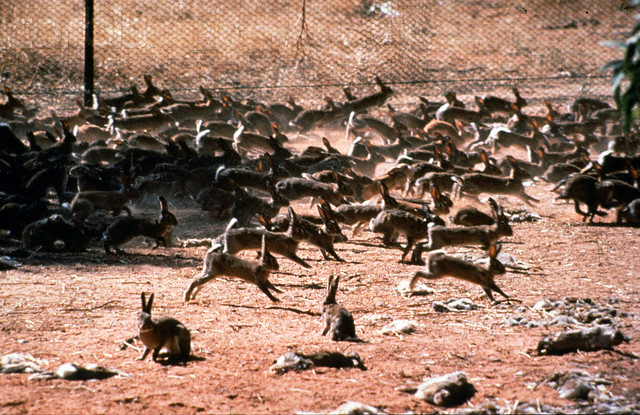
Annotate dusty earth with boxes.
[1,1,638,413]
[0,126,639,414]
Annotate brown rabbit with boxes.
[369,206,445,262]
[70,174,138,221]
[286,206,346,261]
[275,176,350,207]
[410,243,509,302]
[103,196,178,254]
[322,275,357,341]
[184,234,283,302]
[211,218,311,268]
[411,198,512,264]
[453,155,539,206]
[327,202,383,236]
[138,292,191,363]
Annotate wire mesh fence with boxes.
[0,0,636,113]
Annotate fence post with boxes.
[84,0,95,107]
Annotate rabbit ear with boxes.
[378,181,389,196]
[141,292,153,313]
[317,204,328,222]
[330,275,341,298]
[480,149,489,163]
[430,183,439,199]
[159,196,168,212]
[489,243,501,258]
[326,275,336,301]
[141,292,147,311]
[261,234,268,256]
[257,214,270,229]
[288,206,297,221]
[487,197,498,215]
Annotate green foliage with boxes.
[602,10,640,133]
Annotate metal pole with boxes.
[84,0,94,107]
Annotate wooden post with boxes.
[84,0,94,107]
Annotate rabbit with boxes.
[289,205,346,261]
[327,202,383,236]
[184,234,283,302]
[70,174,138,221]
[229,179,289,226]
[378,181,447,220]
[411,198,511,264]
[451,206,495,227]
[410,243,509,303]
[481,87,528,118]
[486,122,542,152]
[289,103,340,133]
[617,198,640,224]
[275,176,350,207]
[103,196,178,254]
[436,96,490,126]
[22,214,90,252]
[211,218,311,268]
[138,292,191,363]
[261,205,347,261]
[553,173,607,222]
[346,112,398,144]
[453,155,539,206]
[322,275,357,341]
[423,119,465,147]
[369,207,444,262]
[412,171,459,195]
[338,76,393,115]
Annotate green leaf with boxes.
[614,84,622,108]
[601,40,627,50]
[600,60,624,73]
[611,72,626,91]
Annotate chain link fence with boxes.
[0,0,636,113]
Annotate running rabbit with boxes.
[184,234,283,302]
[453,155,539,206]
[322,275,357,341]
[410,243,509,302]
[138,292,191,363]
[411,198,511,264]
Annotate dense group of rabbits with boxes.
[1,75,637,362]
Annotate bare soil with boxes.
[1,129,639,414]
[1,2,639,412]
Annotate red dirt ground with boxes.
[1,128,639,414]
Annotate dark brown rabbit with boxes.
[452,206,496,227]
[285,205,346,261]
[22,214,89,252]
[103,196,178,254]
[138,292,191,363]
[322,275,357,341]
